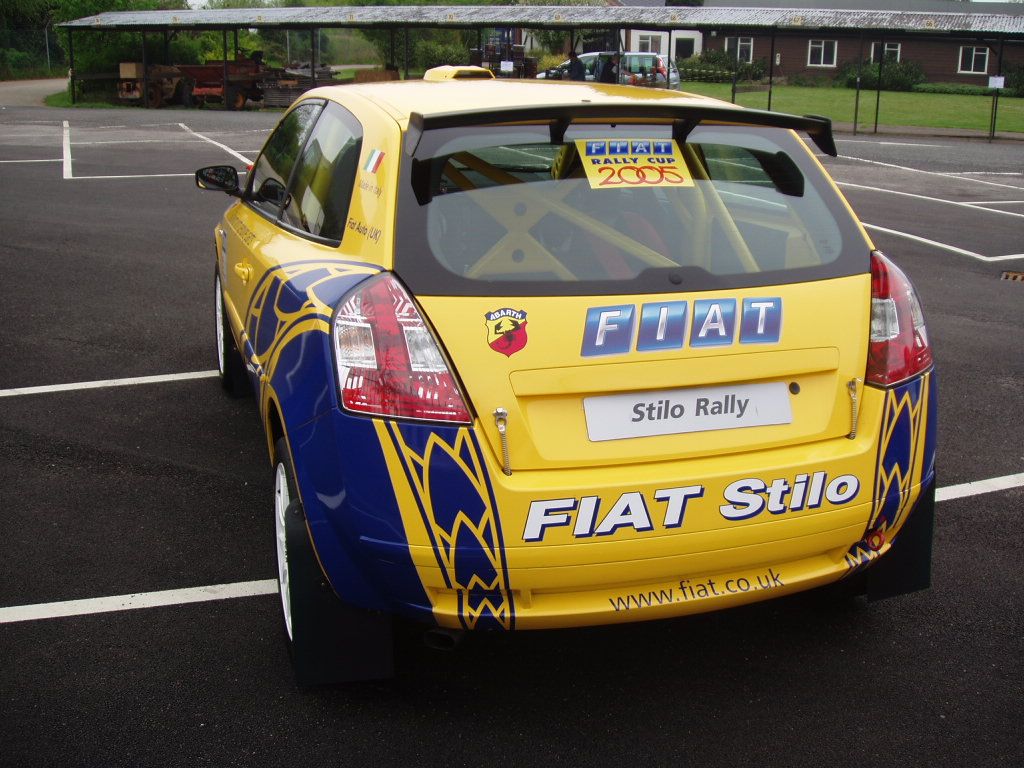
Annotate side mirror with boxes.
[195,165,241,196]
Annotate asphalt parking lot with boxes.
[1,99,1022,767]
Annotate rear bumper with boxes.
[289,371,935,631]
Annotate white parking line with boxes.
[863,223,989,261]
[178,122,251,165]
[936,472,1024,502]
[0,580,278,624]
[839,155,1024,192]
[839,181,1024,221]
[1,471,1021,624]
[62,119,71,179]
[0,158,61,163]
[0,370,218,398]
[836,140,944,148]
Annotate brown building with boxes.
[695,0,1024,84]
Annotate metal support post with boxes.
[69,29,76,104]
[404,27,410,80]
[163,30,170,65]
[767,27,776,110]
[310,29,317,87]
[853,33,864,136]
[222,30,229,106]
[989,37,1005,141]
[873,34,885,134]
[233,29,239,60]
[142,31,150,109]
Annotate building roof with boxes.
[59,6,1024,35]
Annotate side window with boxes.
[248,102,322,219]
[281,102,363,242]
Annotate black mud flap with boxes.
[866,477,936,601]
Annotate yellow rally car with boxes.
[196,67,936,685]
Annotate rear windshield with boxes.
[395,122,869,296]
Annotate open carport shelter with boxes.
[60,4,1024,122]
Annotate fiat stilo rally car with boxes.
[196,67,936,685]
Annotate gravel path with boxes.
[0,78,68,107]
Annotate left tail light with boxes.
[333,273,472,423]
[866,251,933,387]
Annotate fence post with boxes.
[69,29,76,105]
[873,34,885,134]
[767,27,776,111]
[853,33,863,136]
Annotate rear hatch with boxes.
[395,113,872,471]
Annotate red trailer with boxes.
[176,58,263,110]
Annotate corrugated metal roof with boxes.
[59,6,1024,35]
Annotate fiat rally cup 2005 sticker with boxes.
[576,139,694,189]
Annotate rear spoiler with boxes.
[404,104,836,158]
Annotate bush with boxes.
[1006,63,1024,98]
[414,41,467,71]
[838,58,925,91]
[677,50,768,83]
[912,82,993,96]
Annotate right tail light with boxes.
[866,251,933,387]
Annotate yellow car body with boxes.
[199,73,936,682]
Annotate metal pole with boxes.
[163,30,170,65]
[873,34,885,134]
[142,31,150,109]
[390,28,395,68]
[990,37,1005,142]
[668,29,673,89]
[69,29,76,105]
[767,27,776,110]
[730,38,739,103]
[45,23,51,72]
[310,28,317,87]
[222,29,229,107]
[853,33,864,136]
[233,29,239,59]
[287,30,290,63]
[404,27,410,80]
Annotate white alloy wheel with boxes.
[215,276,226,376]
[275,462,294,641]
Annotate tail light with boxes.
[333,273,472,423]
[866,251,932,387]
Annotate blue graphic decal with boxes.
[609,140,630,155]
[585,141,607,156]
[636,301,687,352]
[844,373,934,571]
[690,299,737,348]
[739,298,782,344]
[385,423,514,630]
[581,305,636,356]
[631,140,652,154]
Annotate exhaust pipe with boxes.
[422,627,464,651]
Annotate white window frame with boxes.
[870,42,902,64]
[637,34,662,54]
[725,36,753,64]
[807,39,838,68]
[958,46,989,75]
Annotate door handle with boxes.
[234,262,253,284]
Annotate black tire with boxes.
[273,438,395,686]
[215,273,251,398]
[145,83,163,109]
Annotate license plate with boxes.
[583,382,792,442]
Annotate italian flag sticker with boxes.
[363,149,385,173]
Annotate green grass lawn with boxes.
[679,82,1024,134]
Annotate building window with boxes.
[958,46,989,75]
[807,39,838,68]
[870,42,901,64]
[637,34,662,54]
[725,37,753,64]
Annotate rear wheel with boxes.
[145,83,164,109]
[273,438,395,686]
[215,273,250,397]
